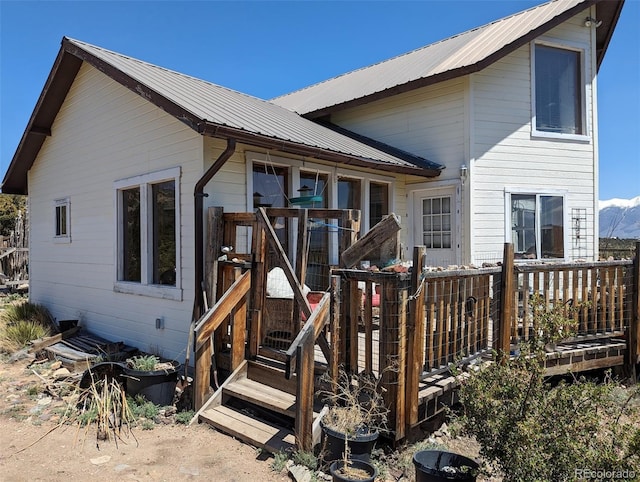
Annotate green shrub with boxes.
[175,410,195,425]
[127,355,160,371]
[270,450,289,472]
[0,301,52,326]
[453,295,640,481]
[128,395,160,419]
[1,320,50,352]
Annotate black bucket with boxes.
[413,450,478,481]
[329,459,377,482]
[321,422,378,463]
[124,362,179,406]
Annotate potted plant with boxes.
[123,354,179,406]
[319,368,388,480]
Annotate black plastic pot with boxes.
[329,459,377,482]
[321,422,379,463]
[123,361,179,406]
[413,450,479,481]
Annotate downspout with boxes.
[193,137,236,320]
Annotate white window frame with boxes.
[245,152,395,265]
[53,197,71,243]
[113,167,182,300]
[530,39,590,142]
[505,189,569,261]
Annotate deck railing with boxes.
[511,261,633,344]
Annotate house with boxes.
[1,0,624,361]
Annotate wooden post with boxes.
[627,242,640,380]
[205,207,224,305]
[249,218,265,358]
[293,209,309,332]
[194,339,212,410]
[407,246,426,427]
[295,337,315,451]
[498,243,514,360]
[330,275,341,385]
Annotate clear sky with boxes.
[1,0,638,200]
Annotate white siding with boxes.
[470,12,597,262]
[28,63,203,361]
[332,78,467,178]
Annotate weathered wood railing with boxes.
[193,268,250,409]
[510,260,632,342]
[283,291,331,451]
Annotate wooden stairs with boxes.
[195,358,321,453]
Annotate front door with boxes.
[413,188,458,267]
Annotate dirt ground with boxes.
[0,358,287,482]
[0,355,493,482]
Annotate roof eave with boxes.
[1,45,82,195]
[2,38,440,194]
[200,122,442,178]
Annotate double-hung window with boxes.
[114,167,181,299]
[509,192,565,260]
[533,43,585,138]
[54,197,71,243]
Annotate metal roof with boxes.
[2,39,443,195]
[272,0,622,117]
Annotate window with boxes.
[369,182,389,227]
[253,163,289,255]
[54,198,70,242]
[510,193,565,259]
[422,196,452,249]
[338,178,361,210]
[114,167,181,298]
[534,44,583,136]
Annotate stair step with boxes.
[200,405,295,454]
[225,377,297,418]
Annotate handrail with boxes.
[194,269,251,350]
[284,292,330,378]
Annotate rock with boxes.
[53,368,71,379]
[37,397,52,406]
[90,455,111,465]
[114,464,131,473]
[178,466,200,476]
[50,361,63,370]
[289,464,312,482]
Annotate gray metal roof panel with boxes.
[271,0,589,115]
[67,39,441,171]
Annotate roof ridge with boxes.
[64,37,277,106]
[271,0,559,102]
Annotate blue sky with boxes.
[1,0,638,200]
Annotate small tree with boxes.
[454,295,640,481]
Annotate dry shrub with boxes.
[0,302,53,352]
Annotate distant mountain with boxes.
[599,196,640,238]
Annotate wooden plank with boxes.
[200,405,295,454]
[249,223,266,357]
[225,378,296,416]
[364,281,374,375]
[295,336,315,451]
[544,355,624,376]
[195,270,251,349]
[340,213,401,268]
[498,243,514,358]
[407,246,426,427]
[206,207,224,306]
[349,280,360,372]
[247,360,298,396]
[191,360,247,425]
[330,275,341,384]
[230,294,247,371]
[628,243,640,371]
[194,339,213,410]
[29,326,81,353]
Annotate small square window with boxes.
[54,198,71,243]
